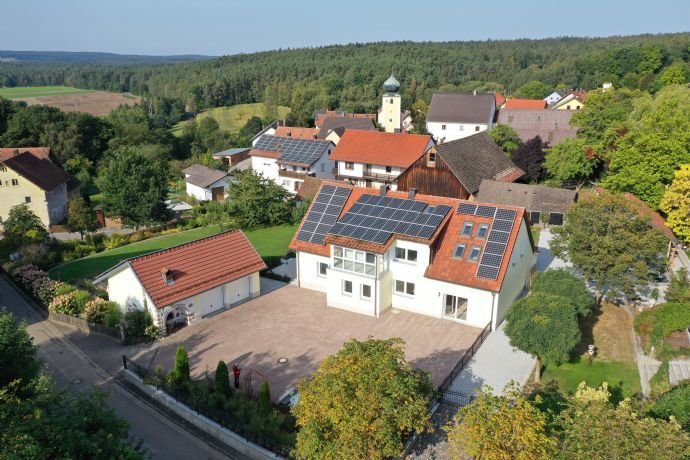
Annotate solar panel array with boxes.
[254,135,330,166]
[296,185,352,244]
[330,195,452,244]
[457,202,518,280]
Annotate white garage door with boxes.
[227,276,250,304]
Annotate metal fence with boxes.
[123,356,294,457]
[49,310,123,341]
[437,322,492,400]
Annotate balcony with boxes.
[278,169,314,179]
[332,167,397,183]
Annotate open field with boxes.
[1,86,140,116]
[49,224,298,282]
[172,103,290,135]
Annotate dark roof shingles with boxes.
[427,92,495,124]
[2,152,71,191]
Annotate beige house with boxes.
[0,148,72,227]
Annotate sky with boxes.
[2,0,689,56]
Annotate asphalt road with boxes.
[0,275,238,460]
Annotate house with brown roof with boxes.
[330,130,433,190]
[94,230,266,335]
[275,126,320,139]
[289,182,536,330]
[496,108,577,145]
[426,92,496,143]
[551,90,586,110]
[396,131,524,200]
[503,99,548,110]
[0,148,73,227]
[182,164,233,202]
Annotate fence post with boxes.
[122,354,127,370]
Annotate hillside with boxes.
[0,50,215,64]
[172,103,291,135]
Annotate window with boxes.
[441,124,446,130]
[385,166,392,173]
[342,280,353,295]
[475,126,480,131]
[361,284,371,299]
[395,247,418,263]
[428,152,436,162]
[566,105,571,110]
[477,224,489,239]
[459,125,464,131]
[320,162,325,173]
[0,166,6,172]
[469,246,481,261]
[390,98,394,104]
[24,196,31,204]
[318,262,328,277]
[345,162,354,170]
[395,280,415,296]
[453,244,466,258]
[444,295,468,320]
[461,222,474,236]
[11,178,19,186]
[334,246,376,275]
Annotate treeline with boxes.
[1,33,689,123]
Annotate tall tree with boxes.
[513,136,548,182]
[550,194,668,300]
[1,204,50,250]
[226,169,293,228]
[505,293,581,383]
[490,124,523,156]
[531,269,595,317]
[66,196,97,239]
[0,309,41,390]
[214,360,231,398]
[293,338,432,460]
[446,385,555,460]
[96,147,171,229]
[0,105,64,146]
[544,138,597,183]
[514,80,551,99]
[657,62,688,88]
[659,164,690,242]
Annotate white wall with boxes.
[186,182,209,201]
[297,252,330,292]
[380,94,402,133]
[337,161,364,179]
[327,267,378,316]
[427,121,490,143]
[251,156,279,183]
[106,265,158,321]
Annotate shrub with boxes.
[103,233,130,250]
[258,381,272,415]
[105,303,123,328]
[56,284,76,296]
[73,290,93,312]
[635,302,690,352]
[49,291,82,316]
[124,309,154,337]
[650,384,690,431]
[83,297,119,325]
[215,361,231,398]
[168,346,191,387]
[32,278,63,305]
[650,361,671,397]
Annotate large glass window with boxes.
[453,244,466,258]
[444,295,468,320]
[334,246,376,275]
[395,247,418,263]
[395,280,415,297]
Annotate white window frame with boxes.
[344,162,354,170]
[394,280,415,297]
[469,246,481,261]
[444,294,468,321]
[441,124,446,130]
[477,224,489,239]
[459,125,464,131]
[361,284,372,300]
[317,262,328,278]
[461,222,474,236]
[453,244,466,259]
[395,247,418,263]
[333,246,376,276]
[342,279,353,296]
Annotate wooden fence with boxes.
[49,310,123,342]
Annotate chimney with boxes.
[408,188,417,200]
[287,130,292,137]
[312,133,317,139]
[161,268,174,285]
[379,184,389,196]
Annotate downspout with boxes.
[374,255,379,317]
[296,253,301,287]
[490,291,497,331]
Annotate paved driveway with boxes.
[134,285,482,400]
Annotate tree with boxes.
[505,293,581,382]
[258,381,271,415]
[550,194,668,300]
[657,62,688,88]
[0,105,64,146]
[544,138,596,183]
[490,124,523,156]
[660,164,690,242]
[514,80,551,99]
[168,346,191,387]
[531,269,595,317]
[293,338,432,460]
[666,268,690,304]
[96,147,171,229]
[0,309,41,390]
[650,383,690,432]
[238,116,265,140]
[227,169,293,228]
[66,196,97,239]
[513,136,548,182]
[1,204,50,249]
[214,360,230,398]
[555,383,690,459]
[410,98,428,128]
[446,385,555,460]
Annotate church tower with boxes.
[379,74,401,133]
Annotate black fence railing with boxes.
[123,355,294,457]
[437,322,492,397]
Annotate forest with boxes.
[1,33,689,125]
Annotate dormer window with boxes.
[469,246,481,261]
[453,244,466,258]
[477,224,489,239]
[161,268,174,285]
[461,222,474,236]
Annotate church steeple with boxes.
[379,74,402,133]
[383,74,401,94]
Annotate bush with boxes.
[215,361,231,398]
[635,302,690,353]
[73,290,93,312]
[124,309,158,338]
[105,303,123,328]
[49,291,82,316]
[83,297,119,325]
[103,233,130,250]
[168,346,191,387]
[56,284,76,296]
[258,381,271,415]
[650,361,671,397]
[650,384,690,431]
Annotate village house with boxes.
[502,98,548,109]
[290,183,536,330]
[330,130,433,190]
[496,108,577,145]
[543,90,567,105]
[212,147,251,167]
[550,90,586,110]
[396,131,524,199]
[426,92,496,143]
[0,147,73,227]
[275,126,320,139]
[94,230,266,335]
[182,164,233,202]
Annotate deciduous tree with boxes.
[513,136,548,182]
[544,138,596,183]
[293,338,432,460]
[66,195,97,239]
[227,169,293,228]
[490,124,523,156]
[1,204,50,250]
[531,269,595,317]
[514,80,551,99]
[0,309,41,390]
[660,164,690,242]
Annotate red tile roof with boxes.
[275,127,319,139]
[249,149,281,159]
[290,181,530,292]
[330,130,432,168]
[504,99,547,109]
[111,230,266,309]
[0,147,50,162]
[495,92,506,106]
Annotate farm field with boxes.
[172,103,290,135]
[0,85,140,116]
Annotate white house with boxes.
[94,230,266,335]
[426,92,496,143]
[543,90,566,105]
[249,134,335,193]
[330,130,433,191]
[182,164,232,202]
[290,183,537,330]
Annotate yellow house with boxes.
[0,149,72,227]
[552,93,585,111]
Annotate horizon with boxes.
[3,0,690,56]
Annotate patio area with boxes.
[133,284,482,400]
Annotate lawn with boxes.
[531,226,541,246]
[0,85,95,99]
[48,224,298,282]
[172,103,290,135]
[541,302,641,399]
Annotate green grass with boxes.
[48,224,298,282]
[531,227,541,246]
[542,359,641,400]
[172,103,290,135]
[0,85,95,99]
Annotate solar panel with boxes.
[254,135,283,151]
[476,205,497,218]
[491,219,514,232]
[329,194,451,244]
[296,185,352,244]
[484,242,507,255]
[488,230,510,243]
[477,265,500,279]
[458,203,478,215]
[495,208,517,221]
[480,253,503,267]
